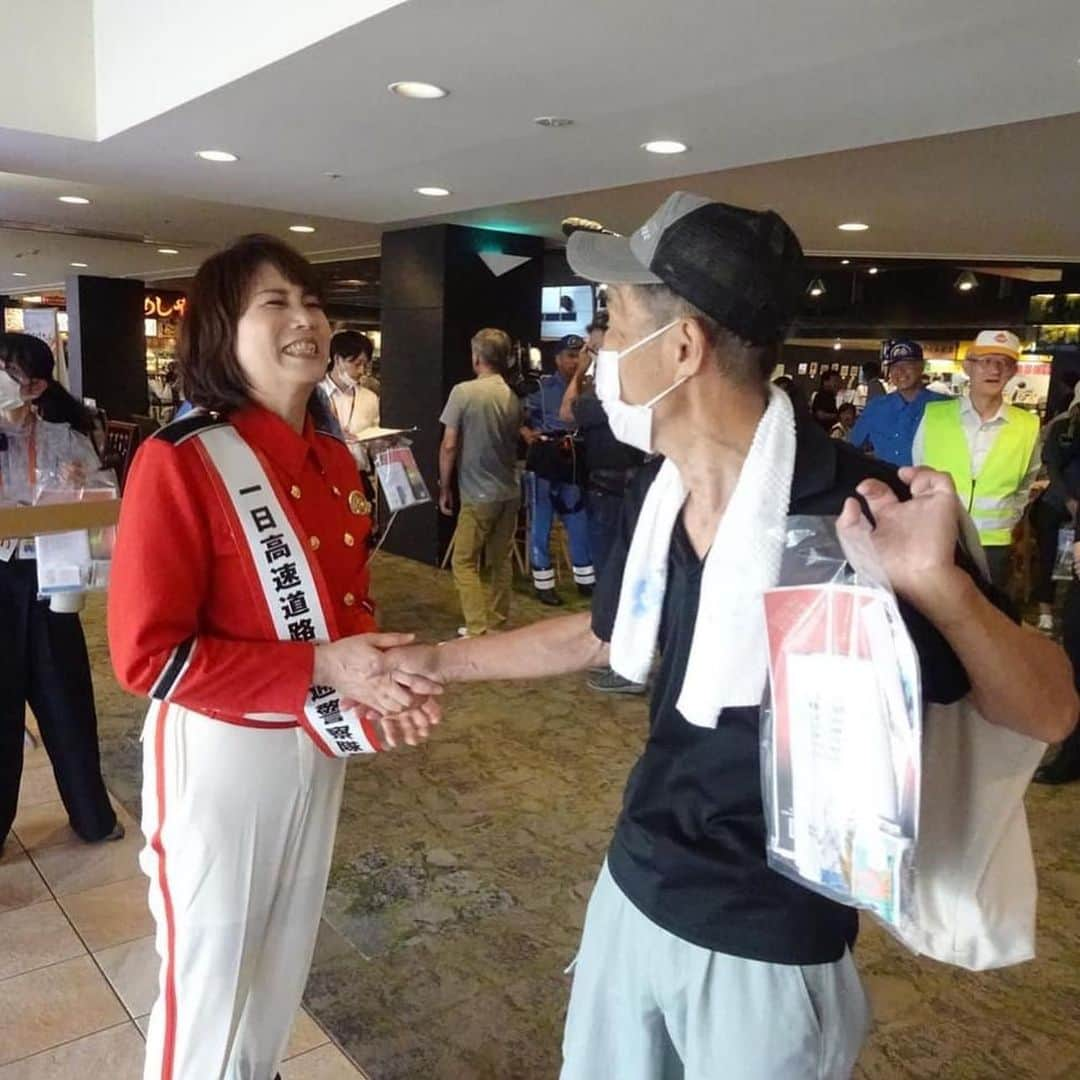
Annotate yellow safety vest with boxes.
[920,399,1039,547]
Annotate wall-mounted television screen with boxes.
[541,285,594,341]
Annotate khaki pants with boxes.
[452,498,520,636]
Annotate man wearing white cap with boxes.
[913,330,1041,589]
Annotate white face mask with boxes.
[0,369,27,411]
[594,320,684,453]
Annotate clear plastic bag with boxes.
[32,468,118,597]
[1052,526,1075,581]
[761,516,922,938]
[373,442,431,513]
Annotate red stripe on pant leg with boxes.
[361,715,383,752]
[149,702,178,1080]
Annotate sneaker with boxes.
[534,589,564,607]
[1033,755,1080,785]
[1038,613,1054,634]
[577,584,594,599]
[587,668,646,695]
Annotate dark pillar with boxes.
[66,274,147,420]
[380,225,544,565]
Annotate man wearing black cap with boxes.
[848,340,945,467]
[521,334,595,604]
[384,193,1076,1078]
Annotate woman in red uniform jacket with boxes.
[109,235,441,1080]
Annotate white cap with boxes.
[969,330,1021,363]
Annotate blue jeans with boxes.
[528,473,594,589]
[586,488,624,579]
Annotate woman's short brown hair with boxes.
[178,234,324,414]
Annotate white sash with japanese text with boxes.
[195,424,380,758]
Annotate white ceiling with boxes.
[416,111,1080,263]
[1,0,1079,292]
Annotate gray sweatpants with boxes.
[561,863,871,1080]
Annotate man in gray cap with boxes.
[384,194,1076,1078]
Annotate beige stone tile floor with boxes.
[18,557,1080,1078]
[0,719,368,1079]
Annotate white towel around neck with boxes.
[609,385,797,727]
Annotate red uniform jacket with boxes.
[108,405,376,727]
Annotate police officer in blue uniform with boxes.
[521,335,595,605]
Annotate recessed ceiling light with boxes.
[157,248,180,255]
[955,270,979,293]
[840,259,851,265]
[196,149,238,163]
[807,277,827,298]
[58,195,90,205]
[12,272,27,277]
[388,81,448,100]
[642,140,688,155]
[833,341,843,351]
[535,116,574,128]
[415,186,451,197]
[289,225,316,234]
[838,222,870,232]
[867,266,879,275]
[70,262,88,268]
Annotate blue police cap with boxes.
[885,339,924,364]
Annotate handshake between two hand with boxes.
[313,633,444,751]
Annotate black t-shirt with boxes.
[811,388,839,429]
[572,391,645,479]
[591,418,1000,965]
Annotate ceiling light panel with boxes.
[389,81,448,99]
[196,149,238,162]
[642,140,688,154]
[58,195,90,205]
[838,222,870,232]
[415,186,451,197]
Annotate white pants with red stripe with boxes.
[139,703,346,1080]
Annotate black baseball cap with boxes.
[884,339,924,364]
[557,334,585,353]
[566,192,805,345]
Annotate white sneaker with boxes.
[1038,613,1054,634]
[457,626,470,638]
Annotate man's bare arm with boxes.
[438,427,459,493]
[387,612,609,685]
[559,352,591,424]
[914,569,1076,743]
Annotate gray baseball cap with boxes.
[567,192,806,345]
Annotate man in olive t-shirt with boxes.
[439,329,523,637]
